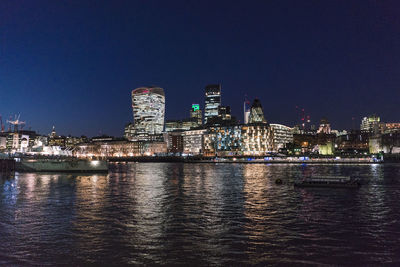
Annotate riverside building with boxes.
[203,124,274,156]
[183,129,206,155]
[75,140,167,158]
[270,124,294,151]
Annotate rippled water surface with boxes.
[1,163,400,265]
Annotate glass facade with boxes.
[270,124,294,151]
[204,84,221,124]
[249,98,267,124]
[241,125,273,155]
[203,124,273,156]
[132,87,165,136]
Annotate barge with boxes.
[15,159,109,173]
[294,175,360,188]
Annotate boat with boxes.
[15,158,109,173]
[294,175,360,188]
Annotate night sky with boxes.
[1,0,399,137]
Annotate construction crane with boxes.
[295,106,311,130]
[7,114,25,133]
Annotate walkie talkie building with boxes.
[131,86,165,136]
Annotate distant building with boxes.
[336,130,369,154]
[49,136,65,147]
[5,130,38,151]
[203,124,273,156]
[165,131,184,154]
[74,140,167,157]
[165,118,198,132]
[241,124,273,155]
[270,124,294,151]
[203,125,242,156]
[131,86,165,138]
[183,129,206,155]
[317,118,331,134]
[48,126,66,147]
[165,120,181,132]
[248,98,267,124]
[0,135,6,150]
[190,104,202,126]
[218,106,231,121]
[380,122,400,134]
[204,84,221,124]
[66,136,87,147]
[361,115,380,133]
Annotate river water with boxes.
[0,163,400,265]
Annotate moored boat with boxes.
[15,158,109,173]
[294,175,360,188]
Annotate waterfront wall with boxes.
[108,156,382,164]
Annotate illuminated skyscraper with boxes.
[131,86,165,136]
[190,104,202,126]
[249,98,266,124]
[361,115,380,133]
[204,84,221,124]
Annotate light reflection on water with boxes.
[0,163,399,265]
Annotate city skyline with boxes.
[1,1,400,136]
[1,2,400,266]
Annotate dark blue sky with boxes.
[1,0,399,136]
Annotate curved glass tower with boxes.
[249,98,267,124]
[132,86,165,135]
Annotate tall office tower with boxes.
[361,115,380,133]
[190,104,202,126]
[131,86,165,135]
[204,84,221,124]
[249,98,267,124]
